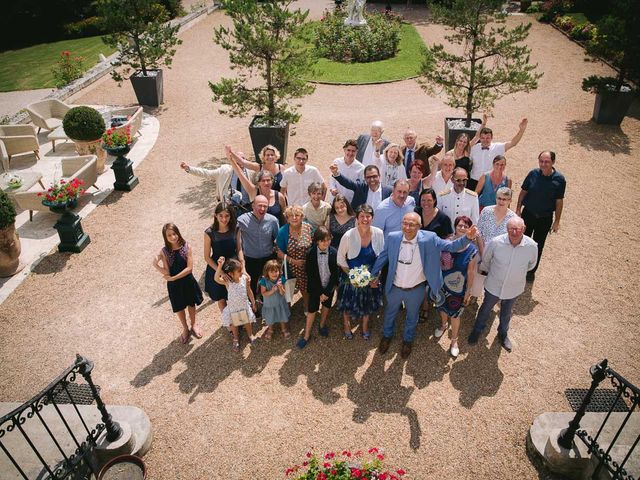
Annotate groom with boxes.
[371,212,477,358]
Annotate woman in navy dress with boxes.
[336,204,384,340]
[204,203,244,314]
[153,223,203,344]
[328,194,356,249]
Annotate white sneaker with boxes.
[434,326,446,338]
[450,342,459,358]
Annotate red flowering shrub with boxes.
[285,449,407,479]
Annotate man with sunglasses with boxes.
[437,167,480,229]
[371,212,478,358]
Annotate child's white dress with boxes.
[221,274,256,327]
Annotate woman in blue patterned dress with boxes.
[434,216,478,358]
[336,204,384,340]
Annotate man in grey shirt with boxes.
[237,195,279,297]
[467,216,537,352]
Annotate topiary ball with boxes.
[63,106,106,141]
[0,190,17,229]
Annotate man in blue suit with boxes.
[329,163,391,210]
[371,212,478,358]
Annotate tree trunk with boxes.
[465,31,479,127]
[266,56,274,126]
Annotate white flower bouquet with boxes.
[348,265,373,288]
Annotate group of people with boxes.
[154,117,566,359]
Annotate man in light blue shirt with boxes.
[372,179,415,239]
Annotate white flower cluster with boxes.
[348,265,372,288]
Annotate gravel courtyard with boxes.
[1,1,639,478]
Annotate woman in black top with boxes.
[414,188,453,239]
[449,133,473,177]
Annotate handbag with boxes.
[283,255,297,303]
[230,310,250,327]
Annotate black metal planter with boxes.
[249,115,289,163]
[130,69,163,107]
[592,90,634,125]
[444,116,483,151]
[105,145,139,192]
[44,200,91,253]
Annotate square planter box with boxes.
[130,70,163,107]
[249,116,289,164]
[444,117,482,151]
[592,91,634,125]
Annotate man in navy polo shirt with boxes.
[516,151,566,282]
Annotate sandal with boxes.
[180,331,190,344]
[232,339,240,351]
[362,331,370,340]
[191,327,203,339]
[343,331,354,340]
[263,330,273,341]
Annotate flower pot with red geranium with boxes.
[102,125,139,192]
[38,178,91,253]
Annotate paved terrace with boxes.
[1,1,639,478]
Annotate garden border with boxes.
[6,2,220,125]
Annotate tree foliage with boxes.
[97,0,182,82]
[419,0,543,125]
[583,0,640,92]
[210,0,316,125]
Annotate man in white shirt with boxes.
[356,120,390,167]
[328,139,364,204]
[467,217,537,352]
[437,168,480,228]
[469,118,527,190]
[280,147,325,207]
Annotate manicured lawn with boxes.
[306,23,425,84]
[0,36,116,92]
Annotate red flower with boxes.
[324,452,335,459]
[303,461,308,467]
[331,470,337,475]
[342,450,352,457]
[37,192,43,197]
[377,454,385,461]
[379,474,388,480]
[355,450,363,457]
[396,469,406,476]
[317,474,327,480]
[306,452,313,458]
[368,448,378,454]
[351,468,362,478]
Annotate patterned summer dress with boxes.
[337,243,383,317]
[286,222,313,293]
[437,244,477,318]
[220,273,256,327]
[258,277,290,325]
[164,243,203,313]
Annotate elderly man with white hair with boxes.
[467,216,537,352]
[356,120,390,167]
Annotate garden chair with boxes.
[110,106,144,138]
[0,125,40,165]
[26,99,71,133]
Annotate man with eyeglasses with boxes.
[468,217,537,352]
[280,148,325,207]
[371,212,478,358]
[437,167,480,229]
[329,164,391,210]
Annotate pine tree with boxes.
[419,0,543,127]
[210,0,316,126]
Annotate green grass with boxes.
[305,23,425,84]
[564,12,589,24]
[0,36,116,92]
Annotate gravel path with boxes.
[1,4,638,479]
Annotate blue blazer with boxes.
[371,230,470,295]
[332,174,392,210]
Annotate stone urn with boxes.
[75,139,107,174]
[0,223,24,277]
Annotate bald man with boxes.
[468,217,538,352]
[371,212,478,359]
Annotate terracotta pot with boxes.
[0,222,24,277]
[74,138,107,173]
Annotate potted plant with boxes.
[0,190,23,277]
[38,178,90,253]
[419,0,543,150]
[98,0,182,107]
[63,106,107,173]
[102,125,139,191]
[210,0,316,162]
[580,0,640,125]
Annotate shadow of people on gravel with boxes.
[348,353,422,450]
[130,338,195,388]
[176,156,225,220]
[449,336,504,409]
[565,120,630,155]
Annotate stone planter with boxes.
[42,198,90,253]
[98,454,146,480]
[249,115,289,163]
[74,138,107,173]
[0,222,24,277]
[592,90,635,125]
[104,145,139,192]
[130,69,163,107]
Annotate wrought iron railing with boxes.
[0,354,122,479]
[558,359,639,480]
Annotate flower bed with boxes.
[315,9,402,63]
[286,449,407,480]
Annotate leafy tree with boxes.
[419,0,543,126]
[210,0,316,126]
[97,0,182,82]
[581,0,640,93]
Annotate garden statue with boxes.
[345,0,367,26]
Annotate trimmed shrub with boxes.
[0,190,17,229]
[63,106,105,141]
[315,9,402,63]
